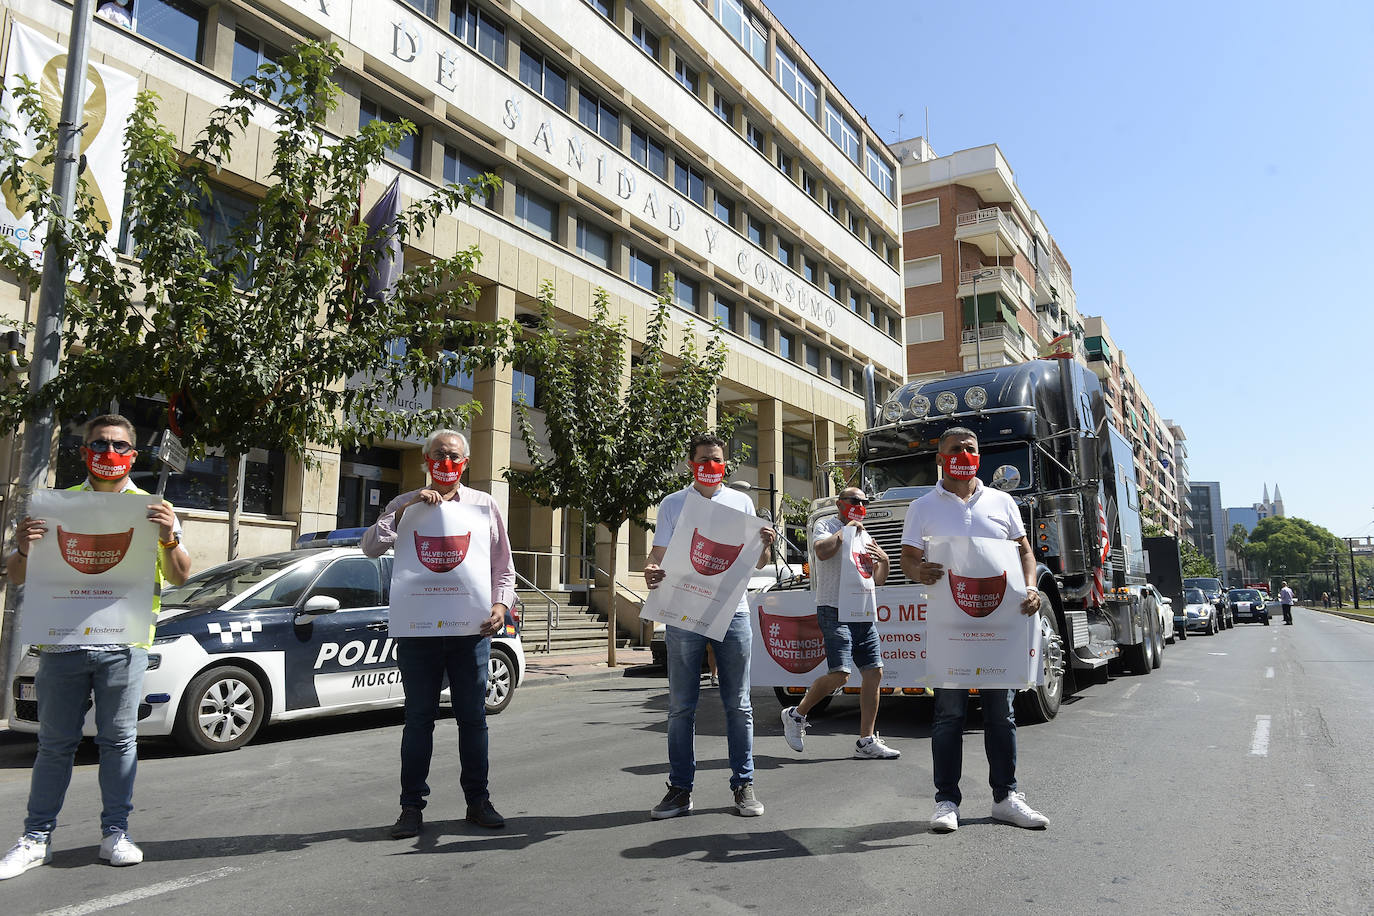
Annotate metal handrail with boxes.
[512,569,560,654]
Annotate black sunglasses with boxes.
[86,439,136,455]
[839,497,870,506]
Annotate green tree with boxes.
[505,279,733,665]
[1179,537,1219,579]
[1245,517,1342,586]
[1228,523,1251,580]
[0,42,515,557]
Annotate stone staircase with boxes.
[514,588,633,655]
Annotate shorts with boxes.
[816,605,882,675]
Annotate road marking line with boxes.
[1271,647,1277,653]
[39,867,242,915]
[1123,683,1142,700]
[1250,715,1272,756]
[1265,667,1275,679]
[1207,652,1227,656]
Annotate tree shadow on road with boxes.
[620,820,923,862]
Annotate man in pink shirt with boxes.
[362,430,516,839]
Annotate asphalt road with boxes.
[1,605,1371,915]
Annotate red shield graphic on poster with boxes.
[949,570,1007,617]
[851,549,874,579]
[689,528,743,576]
[56,526,134,575]
[414,531,471,573]
[757,607,826,674]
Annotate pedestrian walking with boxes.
[781,486,899,760]
[0,415,191,880]
[642,434,776,819]
[1321,591,1329,609]
[899,427,1049,833]
[1280,581,1295,625]
[361,430,515,838]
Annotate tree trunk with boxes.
[605,521,620,668]
[227,453,246,561]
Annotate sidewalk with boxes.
[520,646,660,688]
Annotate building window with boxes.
[776,237,794,268]
[887,314,900,338]
[630,127,667,178]
[824,100,861,164]
[804,344,821,374]
[195,182,257,288]
[748,312,766,345]
[512,365,539,407]
[802,257,817,285]
[713,0,767,67]
[712,91,733,124]
[746,122,765,153]
[576,219,611,267]
[674,276,699,312]
[451,3,506,67]
[848,290,861,313]
[441,350,475,390]
[903,254,941,287]
[829,357,844,383]
[443,146,494,208]
[827,275,840,300]
[402,0,437,15]
[775,148,793,177]
[783,433,812,480]
[778,332,794,361]
[827,191,841,220]
[851,368,863,394]
[584,0,611,17]
[714,296,734,329]
[359,98,418,171]
[578,90,620,145]
[232,32,283,100]
[801,171,816,197]
[747,216,765,247]
[713,194,735,225]
[674,57,699,94]
[514,185,557,241]
[134,0,206,62]
[519,47,567,108]
[849,212,862,237]
[774,46,817,118]
[730,420,758,468]
[674,161,705,207]
[905,311,944,344]
[629,248,656,289]
[869,303,881,326]
[866,144,895,198]
[631,20,659,58]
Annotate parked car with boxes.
[1180,587,1221,635]
[1228,588,1271,625]
[8,547,526,753]
[1184,577,1232,629]
[1160,596,1185,641]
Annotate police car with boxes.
[8,547,526,753]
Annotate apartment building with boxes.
[1188,481,1227,579]
[888,138,1083,379]
[0,0,904,596]
[1165,419,1192,538]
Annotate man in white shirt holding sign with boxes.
[900,427,1049,833]
[781,486,898,760]
[361,430,515,839]
[1,415,189,880]
[643,434,776,819]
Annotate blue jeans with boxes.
[25,647,148,840]
[931,687,1017,806]
[665,611,754,791]
[396,636,490,809]
[816,605,883,674]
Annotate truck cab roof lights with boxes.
[964,386,988,410]
[904,395,930,419]
[881,399,903,423]
[935,391,958,414]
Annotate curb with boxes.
[1311,607,1374,624]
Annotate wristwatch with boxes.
[159,532,182,549]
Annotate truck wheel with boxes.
[1014,608,1064,724]
[174,666,266,753]
[1124,612,1154,675]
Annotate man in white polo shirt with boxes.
[900,427,1049,833]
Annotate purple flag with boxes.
[362,178,402,302]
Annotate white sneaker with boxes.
[0,835,51,880]
[990,792,1049,829]
[854,734,901,759]
[99,831,144,866]
[780,706,807,752]
[930,800,959,832]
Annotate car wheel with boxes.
[1150,615,1164,669]
[174,666,266,754]
[486,647,518,715]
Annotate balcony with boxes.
[958,266,1032,308]
[955,207,1028,258]
[959,322,1027,367]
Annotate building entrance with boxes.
[337,446,405,528]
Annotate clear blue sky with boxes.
[778,0,1374,542]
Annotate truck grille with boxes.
[864,517,912,586]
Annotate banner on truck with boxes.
[923,535,1039,689]
[390,500,493,636]
[640,492,767,641]
[20,490,158,645]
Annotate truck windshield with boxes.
[863,442,1033,497]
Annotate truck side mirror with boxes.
[991,465,1021,491]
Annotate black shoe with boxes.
[391,806,423,839]
[650,784,692,820]
[465,799,505,829]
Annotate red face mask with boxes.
[940,451,980,480]
[691,459,726,487]
[85,449,135,482]
[838,500,867,522]
[426,457,467,486]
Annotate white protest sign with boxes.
[923,535,1039,689]
[20,490,158,645]
[837,526,878,622]
[389,499,492,636]
[640,491,766,641]
[750,586,928,687]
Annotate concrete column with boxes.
[470,285,514,514]
[202,4,237,76]
[281,446,341,537]
[528,503,563,590]
[814,418,837,497]
[757,397,784,520]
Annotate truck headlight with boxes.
[881,399,902,422]
[964,386,988,409]
[905,395,930,419]
[935,391,958,414]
